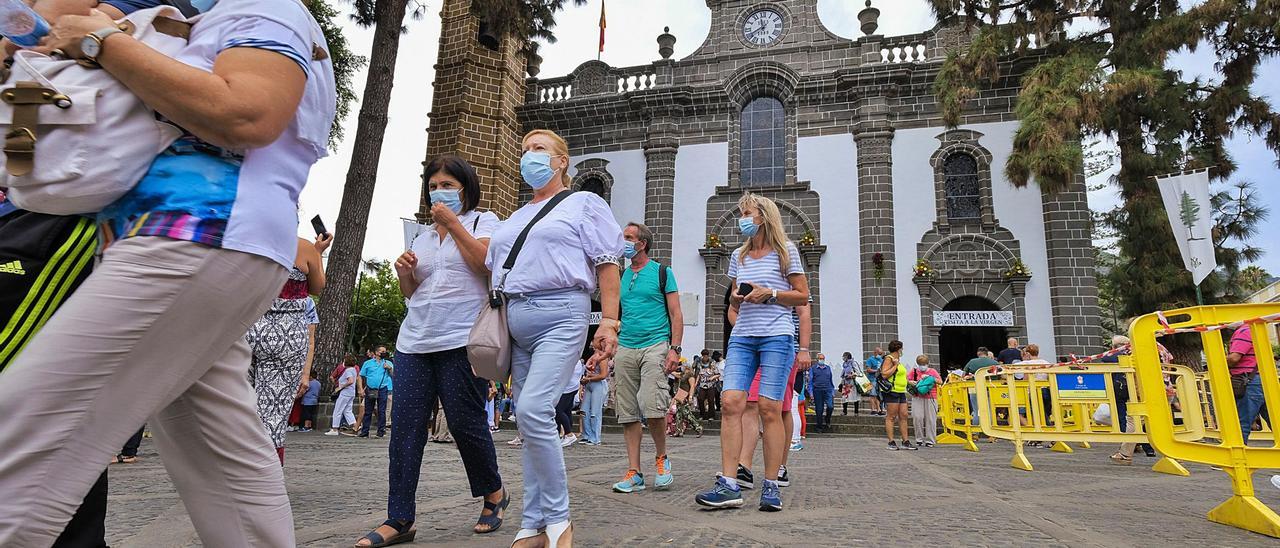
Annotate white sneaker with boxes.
[507,437,523,446]
[1272,475,1280,490]
[560,433,578,447]
[324,430,339,436]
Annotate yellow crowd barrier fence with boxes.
[936,376,981,452]
[973,362,1201,474]
[1130,304,1280,538]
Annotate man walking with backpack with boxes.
[611,222,685,494]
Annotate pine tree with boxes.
[932,1,1280,361]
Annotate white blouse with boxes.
[486,192,624,295]
[396,210,500,354]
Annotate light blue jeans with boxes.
[582,379,608,444]
[507,289,590,530]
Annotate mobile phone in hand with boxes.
[737,282,753,297]
[310,215,328,237]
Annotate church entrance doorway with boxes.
[937,296,1009,371]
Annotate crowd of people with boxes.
[0,2,1276,546]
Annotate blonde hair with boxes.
[916,354,929,365]
[735,193,792,273]
[522,129,572,187]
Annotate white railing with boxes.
[880,43,928,63]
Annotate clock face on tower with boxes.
[742,9,784,46]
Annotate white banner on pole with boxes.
[401,218,428,251]
[1156,170,1216,285]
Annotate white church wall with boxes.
[892,121,1057,359]
[671,143,730,354]
[892,130,934,357]
[978,121,1056,359]
[571,150,647,230]
[797,134,862,358]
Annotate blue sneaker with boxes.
[695,476,744,509]
[759,479,782,512]
[612,469,645,493]
[654,454,673,490]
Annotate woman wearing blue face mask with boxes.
[696,193,810,513]
[352,155,508,547]
[489,129,624,548]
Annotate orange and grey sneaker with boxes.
[654,454,673,490]
[612,469,646,493]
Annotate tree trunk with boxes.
[314,0,410,389]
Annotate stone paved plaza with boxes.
[104,426,1280,547]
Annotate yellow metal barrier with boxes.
[1130,304,1280,538]
[1193,371,1274,442]
[974,362,1202,474]
[936,375,981,452]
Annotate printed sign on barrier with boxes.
[1055,373,1107,399]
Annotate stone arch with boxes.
[920,233,1019,278]
[572,158,613,203]
[724,60,800,106]
[930,129,997,232]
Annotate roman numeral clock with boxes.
[742,8,784,47]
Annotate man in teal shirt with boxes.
[611,222,685,494]
[358,346,394,438]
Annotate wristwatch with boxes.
[766,289,778,305]
[671,345,682,354]
[79,27,125,66]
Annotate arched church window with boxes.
[740,96,785,186]
[579,177,606,199]
[943,152,981,220]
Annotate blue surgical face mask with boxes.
[738,216,759,237]
[430,189,463,214]
[520,151,560,190]
[190,0,219,13]
[623,241,638,259]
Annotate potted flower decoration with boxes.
[706,233,723,249]
[799,230,817,246]
[872,252,885,280]
[913,258,934,279]
[1004,258,1031,278]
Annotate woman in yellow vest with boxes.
[880,340,917,450]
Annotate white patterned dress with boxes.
[246,267,311,449]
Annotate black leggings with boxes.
[555,391,576,435]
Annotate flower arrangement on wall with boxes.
[706,233,723,249]
[1004,258,1031,278]
[872,252,885,280]
[913,258,935,279]
[799,230,817,246]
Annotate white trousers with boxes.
[790,395,801,443]
[332,391,356,429]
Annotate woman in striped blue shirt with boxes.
[696,193,810,513]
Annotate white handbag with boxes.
[0,6,192,215]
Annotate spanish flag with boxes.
[598,1,606,57]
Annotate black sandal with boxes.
[474,488,509,534]
[354,519,415,548]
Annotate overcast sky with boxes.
[300,0,1280,277]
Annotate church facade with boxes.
[430,0,1100,368]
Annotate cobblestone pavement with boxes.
[105,427,1280,547]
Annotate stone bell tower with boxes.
[420,0,529,219]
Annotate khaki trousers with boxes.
[0,237,292,547]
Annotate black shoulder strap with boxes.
[657,261,668,294]
[472,215,480,232]
[501,191,573,273]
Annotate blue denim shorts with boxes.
[723,335,794,402]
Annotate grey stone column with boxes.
[643,117,678,264]
[1041,171,1101,360]
[853,97,897,356]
